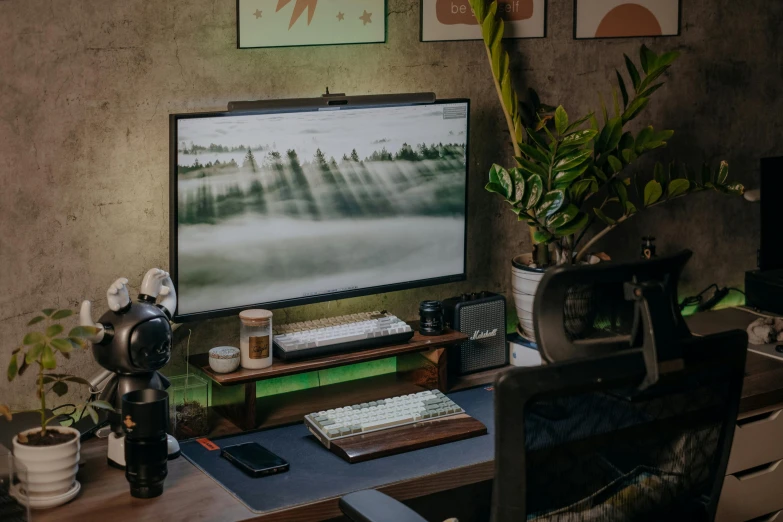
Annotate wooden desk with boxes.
[37,311,783,522]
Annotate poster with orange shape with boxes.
[575,0,680,39]
[238,0,386,48]
[421,0,546,41]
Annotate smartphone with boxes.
[221,442,289,478]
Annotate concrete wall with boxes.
[1,0,781,409]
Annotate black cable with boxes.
[679,284,718,311]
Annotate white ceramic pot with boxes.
[511,253,547,341]
[13,427,80,506]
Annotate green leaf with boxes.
[554,162,591,188]
[50,338,74,353]
[622,148,638,164]
[547,204,579,228]
[642,140,667,152]
[469,0,488,23]
[656,51,680,69]
[618,132,634,153]
[561,129,598,148]
[568,179,593,203]
[607,155,623,173]
[532,230,553,244]
[596,118,622,153]
[565,113,593,133]
[519,142,551,165]
[27,316,45,326]
[41,309,55,317]
[516,156,549,179]
[616,70,628,108]
[45,324,63,338]
[668,179,690,198]
[638,65,671,93]
[51,309,73,320]
[67,337,88,350]
[721,182,745,196]
[85,404,99,425]
[621,97,649,123]
[536,190,566,219]
[554,212,589,237]
[526,128,550,152]
[554,149,592,172]
[639,82,665,98]
[90,400,116,411]
[62,376,91,387]
[68,326,99,339]
[717,161,729,185]
[625,201,638,216]
[486,18,504,78]
[593,207,616,225]
[524,174,544,210]
[635,126,653,153]
[7,354,18,382]
[25,343,44,364]
[640,45,657,74]
[508,168,527,205]
[535,114,553,132]
[554,105,568,135]
[651,129,675,143]
[644,180,663,206]
[23,332,44,345]
[598,92,609,125]
[654,162,667,188]
[501,74,517,121]
[611,179,629,208]
[624,54,641,90]
[52,381,68,397]
[480,1,498,44]
[41,345,56,370]
[485,182,506,197]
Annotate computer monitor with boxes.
[169,98,469,321]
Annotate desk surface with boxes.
[37,308,783,522]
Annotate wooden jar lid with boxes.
[239,309,273,327]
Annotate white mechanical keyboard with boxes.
[304,389,465,446]
[273,311,414,360]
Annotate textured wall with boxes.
[1,0,781,409]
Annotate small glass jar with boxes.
[239,309,273,369]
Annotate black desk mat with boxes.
[180,386,495,514]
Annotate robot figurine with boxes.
[80,268,181,468]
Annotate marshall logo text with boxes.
[470,328,498,340]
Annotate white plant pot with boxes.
[13,427,80,507]
[511,253,547,342]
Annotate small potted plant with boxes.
[3,308,113,508]
[468,0,745,339]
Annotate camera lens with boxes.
[122,389,170,499]
[419,300,444,336]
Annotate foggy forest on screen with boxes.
[176,105,468,314]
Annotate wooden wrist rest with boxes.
[316,413,488,463]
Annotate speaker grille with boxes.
[456,298,506,374]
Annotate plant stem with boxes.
[575,215,629,262]
[480,39,536,244]
[39,366,46,435]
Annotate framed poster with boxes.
[420,0,546,42]
[574,0,681,39]
[238,0,387,49]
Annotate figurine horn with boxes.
[80,300,106,343]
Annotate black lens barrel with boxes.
[122,389,170,499]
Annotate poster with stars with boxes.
[238,0,387,48]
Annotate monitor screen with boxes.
[171,100,469,320]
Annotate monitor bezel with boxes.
[169,98,470,323]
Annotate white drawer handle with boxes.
[737,409,782,428]
[736,459,783,481]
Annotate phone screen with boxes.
[221,443,288,476]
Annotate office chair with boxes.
[339,251,747,522]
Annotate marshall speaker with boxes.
[443,291,507,375]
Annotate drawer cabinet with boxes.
[727,409,783,475]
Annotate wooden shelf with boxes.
[189,325,467,386]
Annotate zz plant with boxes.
[4,308,112,441]
[470,0,745,267]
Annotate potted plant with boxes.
[3,308,112,508]
[468,0,745,339]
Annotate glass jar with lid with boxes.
[239,309,273,369]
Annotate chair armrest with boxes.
[339,490,429,522]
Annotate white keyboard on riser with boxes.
[273,311,414,361]
[304,389,465,447]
